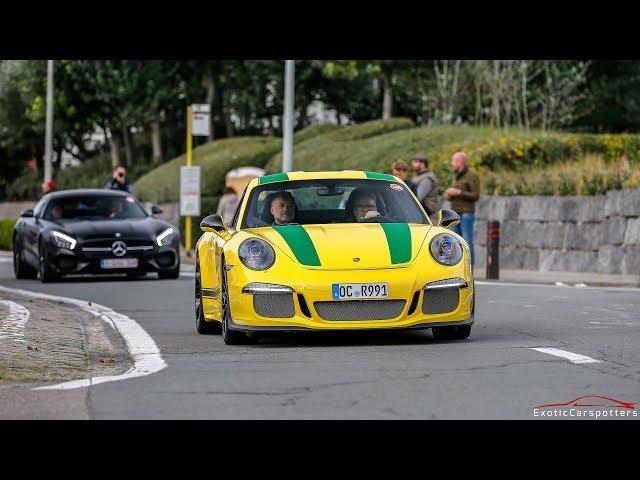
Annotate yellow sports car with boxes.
[195,171,474,344]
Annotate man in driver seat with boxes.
[269,191,298,225]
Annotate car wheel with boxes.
[13,242,37,279]
[38,242,59,283]
[195,254,221,334]
[432,324,472,341]
[220,257,253,345]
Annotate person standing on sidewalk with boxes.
[411,154,440,217]
[105,165,132,193]
[391,160,417,196]
[444,151,480,266]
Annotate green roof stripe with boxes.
[380,223,412,264]
[259,173,289,184]
[365,171,396,181]
[272,225,321,266]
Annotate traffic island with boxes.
[0,290,132,384]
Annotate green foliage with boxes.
[0,219,17,250]
[6,170,41,200]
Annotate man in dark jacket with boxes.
[411,154,439,216]
[444,151,480,266]
[105,165,132,192]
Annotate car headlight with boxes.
[51,231,77,250]
[156,227,175,246]
[238,238,275,270]
[429,233,463,266]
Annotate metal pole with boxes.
[282,60,295,172]
[44,60,54,182]
[486,220,500,279]
[185,106,193,255]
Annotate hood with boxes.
[50,217,169,239]
[249,223,432,269]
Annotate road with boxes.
[1,253,639,419]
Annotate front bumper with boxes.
[43,238,180,276]
[215,260,474,331]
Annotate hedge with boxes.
[0,219,16,250]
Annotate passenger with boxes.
[108,199,124,218]
[344,189,381,222]
[269,191,297,225]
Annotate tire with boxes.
[195,254,221,334]
[220,257,252,345]
[432,324,472,341]
[13,242,37,280]
[38,242,59,283]
[158,258,180,279]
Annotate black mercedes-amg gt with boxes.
[12,189,180,282]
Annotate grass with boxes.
[0,219,16,250]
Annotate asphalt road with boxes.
[1,253,639,419]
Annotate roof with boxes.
[254,170,400,186]
[44,189,135,199]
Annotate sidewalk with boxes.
[473,268,639,288]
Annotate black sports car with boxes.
[12,189,180,282]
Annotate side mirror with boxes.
[436,209,460,229]
[20,209,34,218]
[200,214,226,232]
[151,205,163,215]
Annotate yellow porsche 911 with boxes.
[195,171,474,344]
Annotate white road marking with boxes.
[555,281,568,286]
[0,258,12,263]
[0,285,166,390]
[0,300,29,343]
[475,280,640,292]
[530,347,601,364]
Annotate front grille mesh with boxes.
[253,293,295,318]
[314,300,406,321]
[422,288,459,314]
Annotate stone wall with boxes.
[473,189,640,274]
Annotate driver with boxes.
[346,189,381,222]
[269,191,297,225]
[50,204,63,220]
[108,198,124,218]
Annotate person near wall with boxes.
[391,160,417,196]
[411,154,440,217]
[217,186,240,224]
[443,151,480,267]
[105,165,132,192]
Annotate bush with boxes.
[6,170,41,200]
[0,219,16,250]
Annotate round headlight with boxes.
[238,238,275,270]
[429,233,463,266]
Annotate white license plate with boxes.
[332,283,389,300]
[100,258,138,269]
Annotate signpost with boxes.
[182,104,210,254]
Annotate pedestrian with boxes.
[105,165,132,192]
[410,153,440,217]
[217,186,240,224]
[41,179,56,197]
[443,151,480,267]
[391,160,417,196]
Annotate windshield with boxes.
[43,195,148,221]
[241,179,429,228]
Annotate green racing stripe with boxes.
[272,225,321,266]
[364,171,396,181]
[259,172,289,184]
[380,223,412,264]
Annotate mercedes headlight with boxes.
[238,238,275,270]
[429,233,463,266]
[51,231,77,250]
[156,227,175,246]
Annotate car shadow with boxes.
[249,329,458,347]
[47,274,158,283]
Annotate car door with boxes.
[21,198,47,267]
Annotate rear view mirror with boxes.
[436,209,460,229]
[151,205,163,215]
[316,186,345,196]
[20,209,34,218]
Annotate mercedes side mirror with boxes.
[200,214,226,232]
[436,209,460,229]
[20,209,34,218]
[151,205,163,215]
